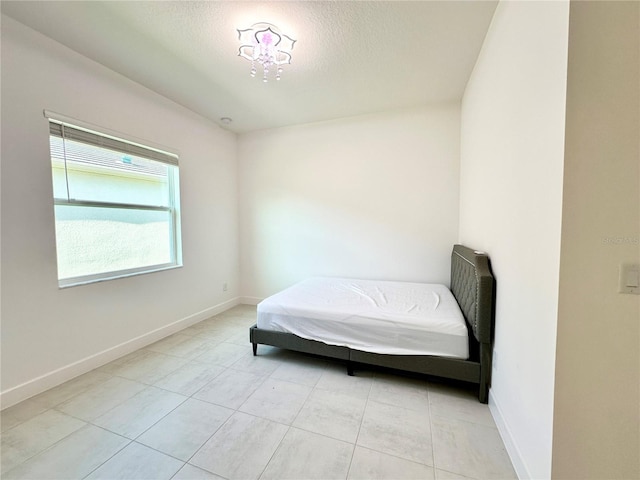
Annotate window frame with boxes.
[45,111,183,288]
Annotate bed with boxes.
[249,244,495,403]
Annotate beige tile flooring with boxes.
[1,305,516,480]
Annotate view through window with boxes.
[48,118,182,287]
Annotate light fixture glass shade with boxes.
[237,23,296,82]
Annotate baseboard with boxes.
[489,389,530,480]
[0,297,241,410]
[239,296,263,305]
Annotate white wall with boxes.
[553,2,640,478]
[459,2,569,479]
[0,16,239,406]
[238,106,461,300]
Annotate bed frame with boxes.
[249,244,495,403]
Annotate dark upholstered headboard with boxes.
[450,245,495,345]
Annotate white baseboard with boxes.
[0,297,240,410]
[239,296,263,306]
[489,389,530,480]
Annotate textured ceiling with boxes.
[2,1,497,133]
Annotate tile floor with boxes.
[1,305,516,480]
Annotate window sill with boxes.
[58,263,183,289]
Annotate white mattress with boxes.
[257,277,469,359]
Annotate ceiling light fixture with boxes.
[237,23,296,82]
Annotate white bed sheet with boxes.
[257,277,469,359]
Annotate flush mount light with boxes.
[237,23,296,82]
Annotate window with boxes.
[47,114,182,287]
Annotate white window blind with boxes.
[49,121,179,166]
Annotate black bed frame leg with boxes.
[478,381,489,404]
[347,361,354,376]
[478,343,490,404]
[252,343,257,356]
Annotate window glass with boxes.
[50,136,171,206]
[48,119,182,287]
[54,205,174,280]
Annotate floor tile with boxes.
[216,306,256,323]
[193,369,265,409]
[172,463,226,480]
[1,398,49,433]
[93,386,187,439]
[293,388,366,443]
[154,361,225,396]
[225,330,251,346]
[85,441,183,480]
[250,345,298,361]
[269,355,327,387]
[98,349,152,375]
[194,342,251,367]
[260,427,353,480]
[30,370,113,409]
[348,446,436,480]
[56,376,147,421]
[201,315,242,327]
[357,400,433,466]
[428,382,494,427]
[315,363,373,398]
[435,469,477,480]
[106,350,189,384]
[369,372,430,412]
[189,412,288,480]
[229,350,283,377]
[228,315,257,327]
[180,322,234,342]
[1,304,516,480]
[215,322,247,334]
[431,415,516,479]
[0,409,86,474]
[145,333,194,352]
[239,378,311,425]
[2,424,129,480]
[137,398,232,461]
[146,334,213,360]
